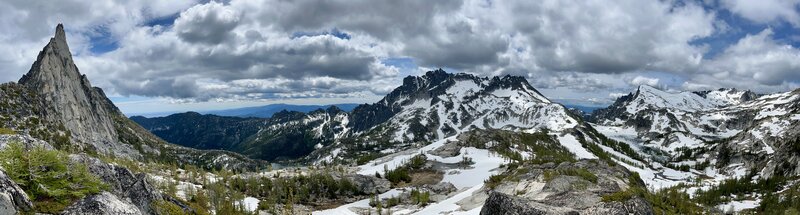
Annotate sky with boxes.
[1,0,800,115]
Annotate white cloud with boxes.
[628,76,660,87]
[174,1,241,44]
[609,93,628,98]
[1,0,799,108]
[721,0,800,26]
[697,28,800,92]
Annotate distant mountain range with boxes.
[202,103,359,118]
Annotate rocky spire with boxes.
[15,24,141,159]
[19,23,77,86]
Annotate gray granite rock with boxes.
[18,24,140,159]
[344,174,391,194]
[69,154,166,214]
[0,169,32,214]
[61,192,143,215]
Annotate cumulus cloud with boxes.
[721,0,800,26]
[695,28,800,92]
[493,0,714,75]
[628,76,660,87]
[1,0,800,106]
[174,1,241,44]
[609,93,628,98]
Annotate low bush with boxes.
[0,141,107,213]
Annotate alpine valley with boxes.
[2,24,800,215]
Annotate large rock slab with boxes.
[61,192,143,215]
[0,169,32,214]
[69,154,165,214]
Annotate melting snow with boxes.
[555,134,597,159]
[716,199,759,212]
[240,197,260,212]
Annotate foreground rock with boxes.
[0,169,32,214]
[481,160,654,215]
[61,192,143,215]
[69,154,189,214]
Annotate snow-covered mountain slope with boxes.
[311,70,582,163]
[368,70,576,142]
[588,86,763,153]
[306,70,654,214]
[590,85,800,211]
[695,88,758,106]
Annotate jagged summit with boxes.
[349,69,553,132]
[14,24,132,157]
[629,85,717,112]
[693,88,758,106]
[20,23,78,86]
[1,24,267,170]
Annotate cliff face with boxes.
[18,24,137,158]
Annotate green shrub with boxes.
[385,167,411,185]
[604,172,703,214]
[410,189,430,206]
[0,141,107,213]
[356,153,381,165]
[407,154,427,170]
[485,174,506,189]
[543,168,598,183]
[0,127,15,135]
[694,174,785,206]
[646,186,703,215]
[153,200,188,215]
[602,187,642,202]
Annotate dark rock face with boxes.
[0,169,33,214]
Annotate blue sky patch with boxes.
[144,13,180,27]
[88,26,119,54]
[291,28,352,40]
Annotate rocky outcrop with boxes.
[481,160,654,215]
[0,134,54,150]
[481,192,562,215]
[61,192,143,215]
[343,174,391,194]
[0,169,32,214]
[68,154,169,214]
